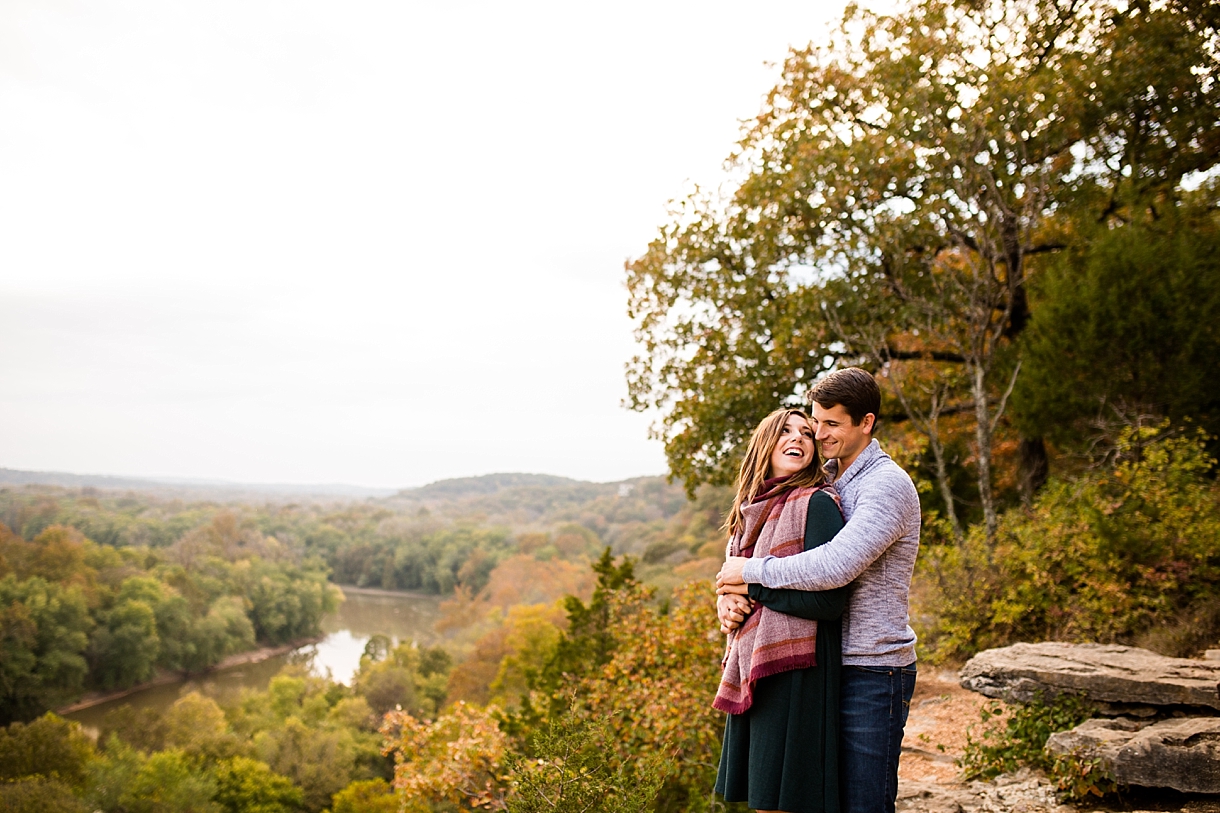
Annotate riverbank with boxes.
[334,583,439,599]
[56,636,323,714]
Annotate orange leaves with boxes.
[569,580,724,794]
[480,556,594,612]
[381,701,511,812]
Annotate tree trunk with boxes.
[928,424,965,545]
[1017,436,1049,504]
[971,363,998,546]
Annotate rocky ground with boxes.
[896,670,1220,813]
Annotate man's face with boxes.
[810,401,874,465]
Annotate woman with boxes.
[713,407,847,813]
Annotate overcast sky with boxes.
[0,0,859,489]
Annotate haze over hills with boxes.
[0,466,651,505]
[0,466,399,499]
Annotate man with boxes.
[716,367,921,813]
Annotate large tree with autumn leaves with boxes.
[625,0,1220,546]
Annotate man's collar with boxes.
[828,439,881,486]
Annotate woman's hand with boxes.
[716,580,750,596]
[717,593,753,634]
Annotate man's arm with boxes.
[726,469,918,591]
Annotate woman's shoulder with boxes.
[805,488,844,519]
[804,485,840,504]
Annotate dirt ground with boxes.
[899,667,989,785]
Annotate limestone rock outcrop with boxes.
[959,642,1220,711]
[1047,717,1220,794]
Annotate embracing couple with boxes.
[712,367,921,813]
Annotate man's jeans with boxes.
[841,663,917,813]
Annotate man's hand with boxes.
[717,593,752,634]
[716,556,749,593]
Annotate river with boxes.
[66,586,446,735]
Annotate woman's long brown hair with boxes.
[723,407,826,538]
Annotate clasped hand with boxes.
[716,556,754,633]
[716,592,753,634]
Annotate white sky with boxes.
[0,0,857,489]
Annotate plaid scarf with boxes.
[713,481,841,715]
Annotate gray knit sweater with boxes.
[741,440,920,666]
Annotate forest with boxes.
[3,0,1220,810]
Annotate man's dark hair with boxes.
[808,368,881,426]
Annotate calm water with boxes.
[66,586,445,735]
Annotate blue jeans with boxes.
[840,663,916,813]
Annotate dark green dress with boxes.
[714,491,847,813]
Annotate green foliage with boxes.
[0,714,95,788]
[0,511,337,722]
[507,711,664,813]
[119,749,220,813]
[96,693,238,759]
[240,558,339,645]
[233,671,385,812]
[160,693,242,759]
[0,574,92,724]
[1016,215,1220,448]
[922,429,1220,659]
[354,643,453,718]
[1050,751,1119,801]
[0,776,91,813]
[211,756,304,813]
[499,556,724,813]
[91,595,160,690]
[84,736,145,813]
[959,693,1096,781]
[329,778,398,813]
[516,549,638,726]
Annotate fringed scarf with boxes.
[712,479,841,715]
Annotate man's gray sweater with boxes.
[741,439,920,666]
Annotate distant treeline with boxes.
[0,474,730,724]
[0,516,337,726]
[0,475,727,595]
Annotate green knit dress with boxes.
[714,491,847,813]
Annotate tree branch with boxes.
[885,348,968,364]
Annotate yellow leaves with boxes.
[923,430,1220,660]
[568,581,723,790]
[381,702,511,812]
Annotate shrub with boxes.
[959,692,1095,780]
[507,710,663,813]
[922,428,1220,660]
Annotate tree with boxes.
[182,596,256,673]
[90,596,160,690]
[330,778,399,813]
[211,756,304,813]
[160,693,239,759]
[625,0,1220,543]
[381,701,511,812]
[0,575,92,723]
[0,777,91,813]
[0,713,95,788]
[238,558,339,645]
[566,582,724,813]
[510,549,638,726]
[118,749,220,813]
[251,711,374,813]
[506,711,664,813]
[1014,208,1220,452]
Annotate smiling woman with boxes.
[712,406,847,813]
[769,413,816,479]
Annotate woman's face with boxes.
[768,413,816,479]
